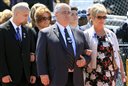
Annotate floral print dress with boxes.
[85,35,116,86]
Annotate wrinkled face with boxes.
[37,12,51,29]
[16,10,29,25]
[70,10,78,23]
[55,6,71,26]
[92,13,107,28]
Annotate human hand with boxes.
[40,75,50,86]
[84,49,92,56]
[2,75,12,83]
[30,75,36,84]
[76,55,86,67]
[121,73,126,83]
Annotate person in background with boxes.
[0,12,3,24]
[36,3,91,86]
[69,7,80,30]
[81,7,93,31]
[0,9,12,24]
[116,12,128,43]
[84,3,126,86]
[33,6,51,39]
[29,3,52,86]
[10,0,23,8]
[0,2,36,86]
[30,3,47,28]
[78,14,88,28]
[0,0,10,11]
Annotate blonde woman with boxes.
[84,3,126,86]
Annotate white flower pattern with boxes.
[85,35,116,86]
[106,71,111,77]
[108,64,113,71]
[90,74,96,80]
[96,65,101,73]
[97,81,103,86]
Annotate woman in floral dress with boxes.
[84,3,126,86]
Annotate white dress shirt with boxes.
[56,22,76,56]
[10,18,22,40]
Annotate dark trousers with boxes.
[29,77,43,86]
[66,72,74,86]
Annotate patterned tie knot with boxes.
[64,28,74,69]
[64,28,72,44]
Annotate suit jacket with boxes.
[0,20,35,83]
[36,24,91,86]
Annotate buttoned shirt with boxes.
[56,22,76,56]
[10,18,22,40]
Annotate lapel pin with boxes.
[23,33,26,38]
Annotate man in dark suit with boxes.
[0,2,36,86]
[36,3,91,86]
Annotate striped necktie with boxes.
[16,27,21,41]
[64,28,74,69]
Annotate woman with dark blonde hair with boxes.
[29,4,52,86]
[84,3,126,86]
[31,6,52,41]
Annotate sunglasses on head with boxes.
[96,16,107,19]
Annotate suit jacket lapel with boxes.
[21,26,27,48]
[8,21,22,47]
[53,24,75,57]
[53,24,67,51]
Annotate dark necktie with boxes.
[16,27,21,41]
[64,28,74,69]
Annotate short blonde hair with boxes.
[91,3,107,17]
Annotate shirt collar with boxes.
[10,18,22,30]
[56,22,71,33]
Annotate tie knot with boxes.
[64,28,68,33]
[16,27,20,31]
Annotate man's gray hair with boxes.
[11,2,29,13]
[54,3,71,14]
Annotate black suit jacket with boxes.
[0,21,35,83]
[36,24,91,86]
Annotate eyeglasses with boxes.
[71,13,78,16]
[36,16,51,22]
[60,11,71,15]
[41,16,51,21]
[96,16,107,19]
